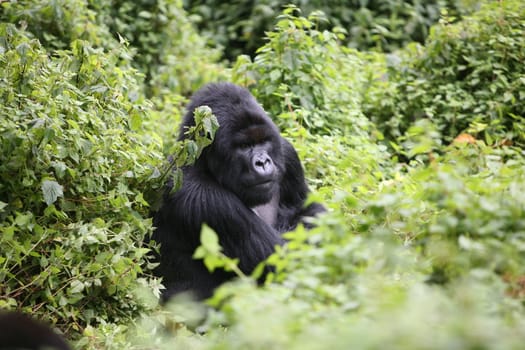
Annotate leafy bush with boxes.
[232,7,374,136]
[2,0,224,98]
[365,143,525,284]
[366,0,525,148]
[91,0,224,97]
[0,24,164,344]
[185,0,478,60]
[0,0,111,50]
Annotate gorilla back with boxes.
[153,83,325,300]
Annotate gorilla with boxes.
[0,311,71,350]
[153,82,325,300]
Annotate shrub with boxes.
[185,0,478,60]
[366,0,525,148]
[1,0,224,98]
[91,0,224,97]
[231,7,374,136]
[0,0,111,50]
[364,144,525,284]
[0,24,163,343]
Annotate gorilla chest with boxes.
[251,192,279,227]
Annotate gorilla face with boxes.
[230,126,283,206]
[207,109,284,207]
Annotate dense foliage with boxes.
[231,8,370,134]
[0,0,219,346]
[1,0,223,97]
[1,0,525,349]
[0,23,162,344]
[90,0,224,97]
[184,0,479,60]
[366,0,525,148]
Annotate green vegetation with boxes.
[0,22,162,343]
[366,1,525,147]
[1,0,524,348]
[185,0,480,59]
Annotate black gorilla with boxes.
[0,311,71,350]
[153,83,325,299]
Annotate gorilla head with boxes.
[180,83,283,207]
[153,82,325,299]
[0,311,71,350]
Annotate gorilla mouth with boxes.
[247,179,275,191]
[250,179,274,187]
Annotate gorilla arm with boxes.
[277,138,326,230]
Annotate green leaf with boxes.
[41,180,64,205]
[15,212,33,227]
[200,224,221,254]
[69,279,85,294]
[130,112,142,131]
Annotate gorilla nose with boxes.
[253,154,274,176]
